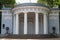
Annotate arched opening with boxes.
[27,12,35,34]
[18,12,44,34]
[38,13,43,34]
[19,13,24,34]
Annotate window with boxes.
[3,24,5,29]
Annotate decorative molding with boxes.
[12,6,49,15]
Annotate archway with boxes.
[38,13,43,34]
[19,13,24,34]
[27,12,35,34]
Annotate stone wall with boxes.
[49,11,59,34]
[1,8,13,34]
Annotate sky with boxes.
[16,0,37,3]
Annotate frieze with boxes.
[12,6,49,14]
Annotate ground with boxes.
[0,38,60,40]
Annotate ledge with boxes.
[50,8,59,10]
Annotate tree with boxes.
[0,0,15,8]
[0,0,15,4]
[56,0,60,9]
[37,0,47,5]
[37,0,53,8]
[37,0,58,8]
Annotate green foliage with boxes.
[37,0,47,5]
[37,0,52,7]
[37,0,60,8]
[0,0,15,8]
[56,0,60,5]
[0,0,15,4]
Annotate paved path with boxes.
[0,38,60,40]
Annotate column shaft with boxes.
[35,13,39,34]
[15,14,19,34]
[43,14,48,34]
[13,15,16,34]
[24,13,27,34]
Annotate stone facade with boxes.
[1,3,60,35]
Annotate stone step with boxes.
[0,34,59,39]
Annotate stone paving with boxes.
[0,38,60,40]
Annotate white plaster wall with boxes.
[1,8,13,34]
[49,11,59,34]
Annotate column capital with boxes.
[44,13,47,15]
[35,12,39,14]
[24,12,28,14]
[15,13,19,15]
[43,12,48,15]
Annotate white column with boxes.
[35,13,39,34]
[24,13,27,34]
[43,13,48,34]
[15,14,19,34]
[13,15,16,34]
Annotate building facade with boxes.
[1,3,60,35]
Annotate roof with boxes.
[50,8,59,10]
[15,3,48,8]
[2,8,11,10]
